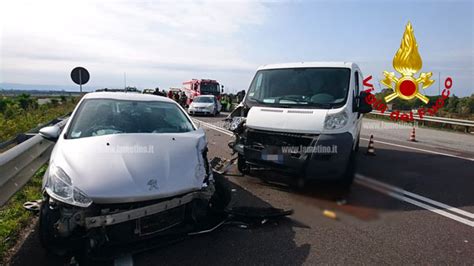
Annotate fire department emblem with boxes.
[381,22,434,104]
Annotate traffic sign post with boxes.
[70,67,90,93]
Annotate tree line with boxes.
[374,89,474,116]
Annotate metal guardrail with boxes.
[0,118,68,206]
[369,111,474,131]
[0,113,71,151]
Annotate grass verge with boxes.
[0,164,47,263]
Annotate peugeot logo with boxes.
[147,179,159,191]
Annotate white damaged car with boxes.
[38,92,230,256]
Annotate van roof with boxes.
[257,61,356,70]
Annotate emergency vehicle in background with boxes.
[181,79,223,106]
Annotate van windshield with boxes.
[246,68,351,109]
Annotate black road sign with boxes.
[71,67,90,87]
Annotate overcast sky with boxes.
[1,0,473,96]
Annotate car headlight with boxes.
[324,111,349,130]
[206,105,214,110]
[45,164,93,207]
[229,117,245,131]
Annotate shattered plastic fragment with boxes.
[323,210,337,219]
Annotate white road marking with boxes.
[196,117,474,227]
[360,137,474,162]
[355,174,474,227]
[194,119,233,137]
[356,174,474,220]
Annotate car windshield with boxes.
[246,68,351,108]
[67,99,194,139]
[193,97,214,103]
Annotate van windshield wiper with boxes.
[276,96,306,104]
[306,102,333,109]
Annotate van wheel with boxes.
[355,136,360,152]
[237,154,250,175]
[338,151,356,189]
[209,173,232,212]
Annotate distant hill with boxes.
[0,83,97,92]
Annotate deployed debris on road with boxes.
[209,156,239,175]
[23,199,42,212]
[323,210,337,220]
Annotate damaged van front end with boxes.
[227,62,372,187]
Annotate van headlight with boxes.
[45,165,93,207]
[324,111,349,130]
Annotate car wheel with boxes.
[209,173,232,212]
[39,197,70,257]
[237,154,250,175]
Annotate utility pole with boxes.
[124,72,127,90]
[438,72,441,95]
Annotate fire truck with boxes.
[182,79,223,105]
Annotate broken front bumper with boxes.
[84,189,213,229]
[244,129,353,179]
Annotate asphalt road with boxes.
[8,114,474,265]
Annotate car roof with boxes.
[257,61,356,70]
[82,92,176,103]
[195,95,215,98]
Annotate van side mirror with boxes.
[39,125,61,142]
[357,91,373,114]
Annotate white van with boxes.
[228,62,372,187]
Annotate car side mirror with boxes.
[39,125,61,142]
[357,91,373,114]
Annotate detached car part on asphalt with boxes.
[37,92,231,256]
[226,62,372,187]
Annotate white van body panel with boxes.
[245,61,365,150]
[245,107,329,134]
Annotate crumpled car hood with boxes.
[50,130,208,204]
